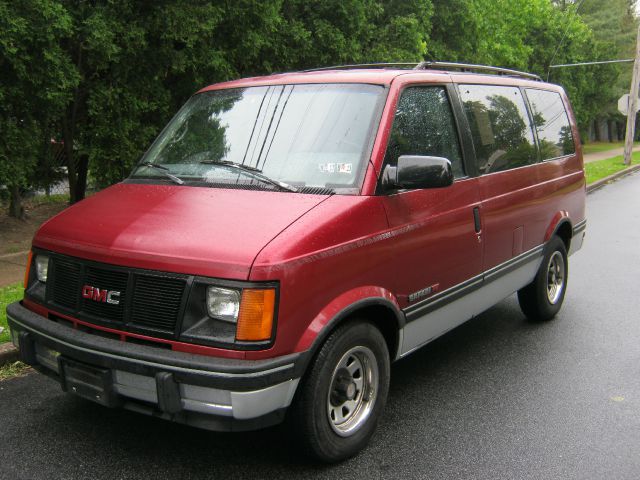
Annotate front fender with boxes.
[293,286,403,354]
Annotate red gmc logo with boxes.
[82,285,121,305]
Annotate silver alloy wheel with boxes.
[326,346,379,437]
[546,251,565,304]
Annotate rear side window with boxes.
[459,85,537,174]
[384,86,464,178]
[525,89,575,160]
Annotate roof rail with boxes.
[302,63,417,72]
[414,61,542,81]
[300,61,543,81]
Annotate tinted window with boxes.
[526,89,575,160]
[459,85,536,174]
[384,86,464,178]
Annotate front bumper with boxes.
[7,301,305,432]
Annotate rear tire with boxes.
[289,320,390,463]
[518,235,568,322]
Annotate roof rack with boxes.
[414,61,542,81]
[302,63,418,72]
[302,61,542,81]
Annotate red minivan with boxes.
[7,62,586,462]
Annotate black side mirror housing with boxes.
[382,155,454,190]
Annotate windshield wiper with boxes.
[200,160,298,192]
[137,162,184,185]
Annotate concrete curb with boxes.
[586,164,640,194]
[0,341,19,367]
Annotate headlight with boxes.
[206,286,240,322]
[35,255,50,283]
[181,282,277,346]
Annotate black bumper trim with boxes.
[7,302,306,391]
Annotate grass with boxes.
[4,244,25,254]
[0,282,23,344]
[585,151,640,184]
[25,193,70,208]
[581,141,639,155]
[0,361,30,381]
[0,192,70,210]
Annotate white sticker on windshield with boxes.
[318,163,336,173]
[337,163,352,174]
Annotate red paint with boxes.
[25,68,586,361]
[22,298,246,359]
[34,184,327,280]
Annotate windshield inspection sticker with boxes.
[337,163,352,174]
[318,163,336,173]
[318,163,353,174]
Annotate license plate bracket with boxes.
[58,357,121,408]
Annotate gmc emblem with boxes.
[82,285,121,305]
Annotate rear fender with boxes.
[544,211,571,243]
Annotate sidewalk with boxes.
[583,146,640,164]
[0,252,28,288]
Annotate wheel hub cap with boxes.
[326,346,379,437]
[546,251,566,304]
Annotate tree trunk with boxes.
[593,120,601,142]
[64,44,86,205]
[62,115,78,203]
[74,153,89,201]
[8,185,25,219]
[607,120,614,143]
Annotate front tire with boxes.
[518,235,568,321]
[290,320,390,463]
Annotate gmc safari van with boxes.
[7,62,586,462]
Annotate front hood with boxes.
[34,183,328,279]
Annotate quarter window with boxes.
[383,86,465,179]
[525,89,575,160]
[459,85,537,174]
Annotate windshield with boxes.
[132,83,385,194]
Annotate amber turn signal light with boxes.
[23,251,33,289]
[236,288,276,341]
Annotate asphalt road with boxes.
[2,173,640,480]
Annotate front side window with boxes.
[459,85,537,174]
[131,84,385,194]
[525,89,575,160]
[383,86,464,179]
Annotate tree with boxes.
[2,0,631,211]
[428,0,619,135]
[579,0,638,139]
[57,0,433,194]
[0,0,77,217]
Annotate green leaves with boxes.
[1,0,634,209]
[427,0,632,133]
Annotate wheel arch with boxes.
[296,292,405,373]
[545,212,573,251]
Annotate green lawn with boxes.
[0,282,23,343]
[585,152,640,184]
[582,141,638,155]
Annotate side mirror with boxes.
[382,155,454,190]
